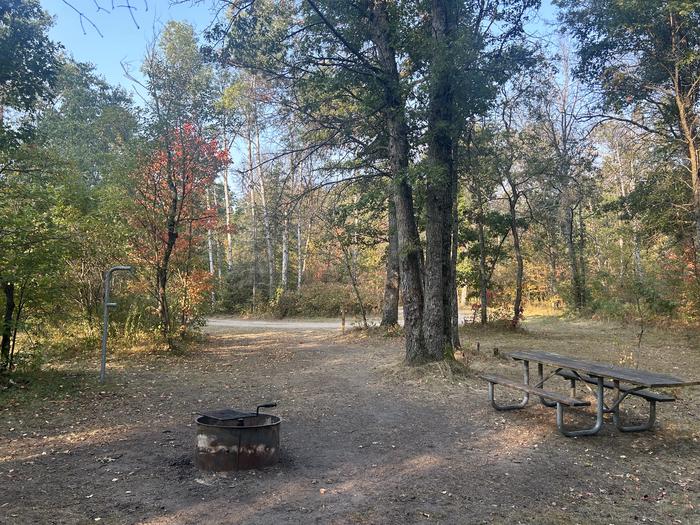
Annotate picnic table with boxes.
[479,350,699,437]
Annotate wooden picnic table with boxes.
[480,350,699,437]
[509,350,700,388]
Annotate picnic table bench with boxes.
[479,350,699,437]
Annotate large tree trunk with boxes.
[368,0,426,363]
[381,200,400,327]
[423,0,457,359]
[394,180,426,363]
[424,186,446,355]
[509,199,524,328]
[678,110,700,276]
[670,49,700,275]
[1,281,15,370]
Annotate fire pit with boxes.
[195,403,280,471]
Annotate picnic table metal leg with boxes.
[556,376,604,437]
[537,363,557,408]
[611,379,658,432]
[487,361,530,411]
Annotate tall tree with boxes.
[530,52,596,310]
[367,0,426,360]
[0,0,60,146]
[138,21,220,340]
[211,0,538,362]
[423,0,459,358]
[0,0,60,369]
[37,61,137,324]
[380,199,400,327]
[558,0,700,274]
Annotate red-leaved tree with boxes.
[129,123,226,340]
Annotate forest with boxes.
[1,0,699,371]
[2,2,700,524]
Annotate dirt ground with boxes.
[1,316,699,524]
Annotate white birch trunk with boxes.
[296,216,303,290]
[206,190,216,306]
[222,165,234,271]
[281,214,289,290]
[255,122,275,297]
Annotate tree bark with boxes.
[212,191,223,281]
[222,163,234,272]
[676,100,700,275]
[206,189,216,305]
[666,17,700,275]
[577,205,587,308]
[687,138,700,275]
[547,234,558,296]
[477,195,488,325]
[1,282,15,370]
[8,288,24,372]
[296,211,304,290]
[247,127,258,309]
[564,206,583,310]
[423,0,457,359]
[381,199,400,326]
[450,179,461,347]
[341,242,368,329]
[157,148,179,339]
[633,224,643,280]
[254,121,275,298]
[281,213,289,290]
[509,199,524,327]
[368,0,426,363]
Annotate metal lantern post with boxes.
[100,265,133,383]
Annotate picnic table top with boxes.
[508,350,700,388]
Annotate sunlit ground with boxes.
[0,315,698,524]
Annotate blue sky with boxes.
[42,1,559,95]
[41,0,217,93]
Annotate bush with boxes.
[269,282,380,318]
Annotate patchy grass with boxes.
[343,323,404,339]
[0,368,98,408]
[459,314,699,369]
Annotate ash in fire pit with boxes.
[195,403,280,471]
